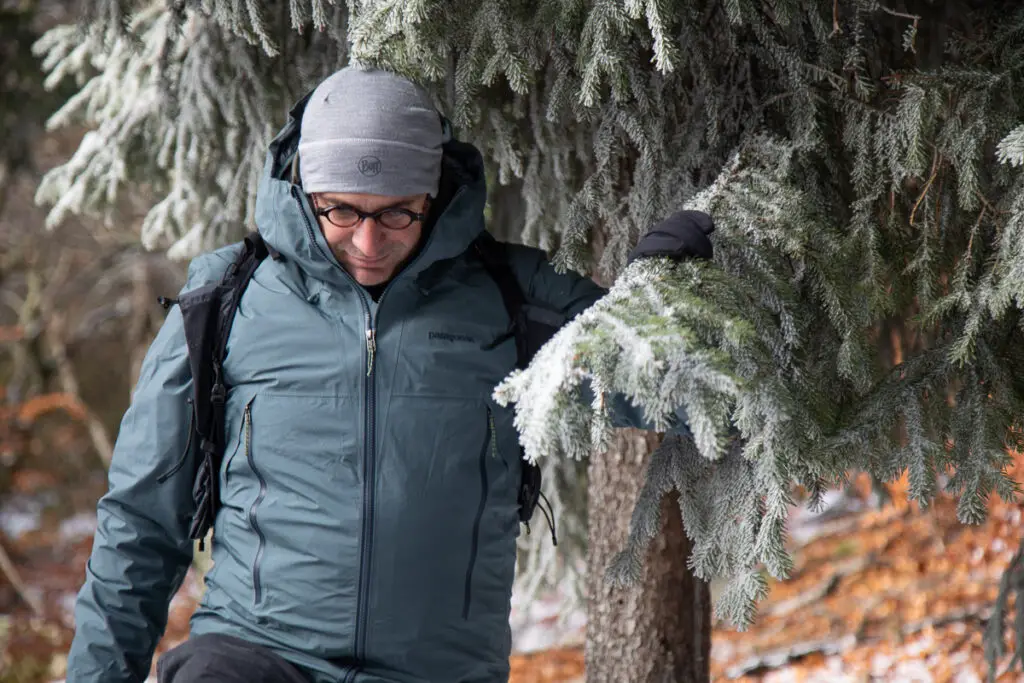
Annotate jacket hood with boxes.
[254,92,488,293]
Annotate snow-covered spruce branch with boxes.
[32,0,345,256]
[997,124,1024,167]
[497,136,1024,627]
[493,256,747,464]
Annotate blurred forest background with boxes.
[1,2,190,680]
[1,1,1022,682]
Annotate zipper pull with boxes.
[366,327,376,376]
[244,403,252,451]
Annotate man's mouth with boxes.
[350,255,387,266]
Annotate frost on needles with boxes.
[498,137,1019,626]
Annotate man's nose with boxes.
[351,218,386,256]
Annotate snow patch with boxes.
[0,497,43,539]
[59,513,98,541]
[510,589,586,653]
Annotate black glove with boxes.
[627,210,715,264]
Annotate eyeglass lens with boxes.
[326,207,414,229]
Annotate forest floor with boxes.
[0,453,1021,682]
[505,450,1024,682]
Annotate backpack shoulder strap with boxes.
[212,232,269,375]
[471,233,530,368]
[170,231,270,549]
[471,232,559,543]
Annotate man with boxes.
[67,66,712,683]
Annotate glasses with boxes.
[312,200,428,231]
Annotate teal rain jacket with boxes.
[66,95,672,683]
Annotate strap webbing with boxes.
[472,234,529,368]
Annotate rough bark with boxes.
[585,430,711,683]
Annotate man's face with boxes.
[310,192,429,286]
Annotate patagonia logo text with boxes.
[429,331,476,343]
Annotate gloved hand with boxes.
[627,210,715,264]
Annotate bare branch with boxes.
[0,532,44,618]
[45,314,114,467]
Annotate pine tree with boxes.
[34,0,1024,675]
[0,0,74,208]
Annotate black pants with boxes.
[157,633,312,683]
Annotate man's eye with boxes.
[330,208,360,222]
[378,210,414,228]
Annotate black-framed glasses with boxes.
[312,201,428,230]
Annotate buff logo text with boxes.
[358,156,382,176]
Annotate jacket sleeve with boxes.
[514,244,690,436]
[66,257,220,682]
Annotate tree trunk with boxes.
[585,430,711,683]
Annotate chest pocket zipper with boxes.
[241,400,268,607]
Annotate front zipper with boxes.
[354,309,377,675]
[463,407,494,619]
[242,400,268,606]
[293,184,468,683]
